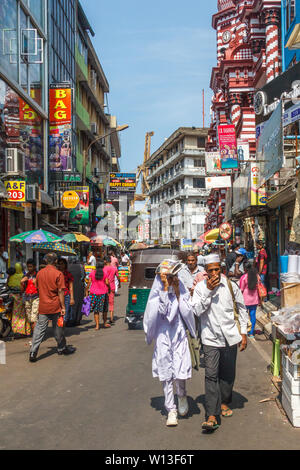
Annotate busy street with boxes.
[2,0,300,454]
[0,282,299,451]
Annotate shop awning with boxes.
[267,181,297,209]
[39,190,53,207]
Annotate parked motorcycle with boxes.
[0,287,13,338]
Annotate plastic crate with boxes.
[282,353,300,380]
[282,381,300,409]
[282,389,300,427]
[282,368,300,395]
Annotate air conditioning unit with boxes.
[91,122,98,135]
[5,148,25,175]
[26,184,39,202]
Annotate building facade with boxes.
[146,128,209,243]
[0,0,48,259]
[205,0,282,233]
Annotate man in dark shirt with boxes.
[29,252,76,362]
[225,244,240,274]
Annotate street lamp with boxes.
[83,124,129,185]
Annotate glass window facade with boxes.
[0,0,46,109]
[49,0,76,87]
[0,77,44,184]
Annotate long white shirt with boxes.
[191,275,248,347]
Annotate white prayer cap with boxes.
[205,253,221,266]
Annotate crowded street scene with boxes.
[1,0,300,457]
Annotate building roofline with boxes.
[78,1,95,37]
[148,127,209,165]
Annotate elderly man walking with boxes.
[29,253,76,362]
[192,253,248,431]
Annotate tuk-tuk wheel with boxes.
[128,323,135,330]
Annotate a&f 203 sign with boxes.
[4,181,26,202]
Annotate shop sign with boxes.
[250,164,267,206]
[69,186,89,225]
[237,139,253,161]
[109,173,136,193]
[62,191,80,209]
[283,102,300,127]
[206,176,231,189]
[181,239,193,250]
[49,85,72,173]
[1,202,24,211]
[4,181,26,202]
[232,164,250,214]
[217,125,238,170]
[219,222,232,240]
[256,102,284,186]
[205,151,223,174]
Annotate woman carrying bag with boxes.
[239,261,262,339]
[85,261,110,330]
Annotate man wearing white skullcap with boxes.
[191,252,248,431]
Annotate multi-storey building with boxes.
[205,0,282,232]
[0,0,48,256]
[146,128,209,242]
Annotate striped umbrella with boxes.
[31,242,76,256]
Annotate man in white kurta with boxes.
[192,254,248,431]
[143,260,196,427]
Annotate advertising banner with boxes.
[250,164,267,206]
[69,186,89,225]
[237,139,253,161]
[206,176,231,189]
[205,151,223,174]
[283,102,300,127]
[232,166,250,215]
[256,101,283,186]
[218,125,238,169]
[49,86,72,172]
[109,173,136,193]
[4,181,26,202]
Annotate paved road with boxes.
[0,284,299,450]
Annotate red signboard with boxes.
[49,88,72,126]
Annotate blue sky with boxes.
[81,0,217,174]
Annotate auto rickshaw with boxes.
[125,247,180,329]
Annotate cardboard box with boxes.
[281,282,300,308]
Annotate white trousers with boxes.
[163,379,186,412]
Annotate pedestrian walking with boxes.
[57,258,75,327]
[143,259,196,427]
[85,261,110,330]
[192,253,248,431]
[178,252,205,294]
[29,253,76,362]
[0,245,8,286]
[21,259,39,332]
[256,240,268,286]
[240,261,260,339]
[228,247,247,283]
[67,258,85,326]
[109,250,119,269]
[103,256,120,324]
[87,251,97,267]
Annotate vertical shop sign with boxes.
[218,125,238,169]
[251,164,267,206]
[69,186,89,225]
[49,85,73,172]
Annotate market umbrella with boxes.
[9,229,62,244]
[63,232,90,243]
[31,242,76,256]
[129,242,148,251]
[199,229,219,245]
[103,238,117,247]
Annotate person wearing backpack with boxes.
[239,261,260,339]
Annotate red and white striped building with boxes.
[205,0,281,232]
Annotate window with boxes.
[145,268,156,280]
[197,137,206,148]
[286,0,296,30]
[194,159,205,167]
[193,178,205,189]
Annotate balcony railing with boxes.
[76,96,90,130]
[75,45,88,81]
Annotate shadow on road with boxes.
[195,390,248,412]
[150,395,201,418]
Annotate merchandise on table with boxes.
[118,266,129,283]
